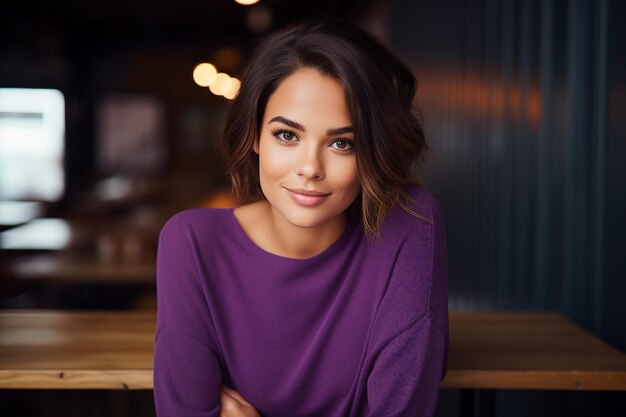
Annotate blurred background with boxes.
[0,0,624,416]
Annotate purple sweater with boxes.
[154,184,448,417]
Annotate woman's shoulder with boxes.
[159,207,232,243]
[367,184,448,336]
[406,183,442,217]
[384,183,444,233]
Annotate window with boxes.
[0,88,65,201]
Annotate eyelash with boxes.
[271,129,355,153]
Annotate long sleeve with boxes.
[353,190,449,417]
[153,212,223,417]
[364,316,447,417]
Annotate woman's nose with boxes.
[297,146,325,180]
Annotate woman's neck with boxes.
[233,199,349,259]
[270,210,346,259]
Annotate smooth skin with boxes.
[226,68,360,414]
[220,385,260,417]
[234,67,360,259]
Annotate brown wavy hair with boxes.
[221,18,428,239]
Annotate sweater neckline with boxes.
[227,208,357,264]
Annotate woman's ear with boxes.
[253,139,259,154]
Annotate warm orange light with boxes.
[234,0,260,5]
[246,4,273,33]
[193,63,217,87]
[222,78,241,100]
[209,73,232,96]
[215,47,242,71]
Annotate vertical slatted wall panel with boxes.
[389,0,626,414]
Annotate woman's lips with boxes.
[285,188,330,206]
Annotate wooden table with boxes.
[0,310,625,390]
[0,310,155,389]
[1,216,157,286]
[443,311,626,390]
[8,254,156,284]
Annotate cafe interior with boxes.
[1,0,625,416]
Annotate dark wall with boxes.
[388,0,625,415]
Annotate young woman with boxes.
[154,19,448,417]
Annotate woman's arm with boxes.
[362,315,447,416]
[153,212,224,417]
[355,192,449,417]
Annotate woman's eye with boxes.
[331,139,354,151]
[274,130,296,141]
[281,131,294,140]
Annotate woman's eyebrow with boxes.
[326,126,354,136]
[268,116,305,131]
[268,116,353,136]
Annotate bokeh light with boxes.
[192,63,217,87]
[214,47,242,71]
[222,78,241,100]
[246,5,273,33]
[209,73,232,96]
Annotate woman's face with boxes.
[254,67,361,231]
